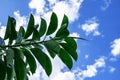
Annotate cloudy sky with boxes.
[0,0,120,80]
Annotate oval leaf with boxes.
[24,14,34,39]
[7,66,14,80]
[0,59,6,80]
[6,48,14,66]
[4,16,17,44]
[4,16,17,40]
[39,18,47,37]
[44,40,60,58]
[4,16,11,40]
[65,37,77,50]
[12,48,27,80]
[46,12,58,35]
[32,25,40,40]
[16,26,25,43]
[56,14,69,37]
[58,48,73,69]
[21,48,37,74]
[10,17,17,40]
[30,48,52,76]
[60,43,78,61]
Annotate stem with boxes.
[0,37,84,49]
[0,40,44,49]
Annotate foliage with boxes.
[0,12,81,80]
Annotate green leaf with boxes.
[4,16,11,40]
[32,44,43,50]
[65,37,77,50]
[0,59,6,80]
[46,12,58,35]
[6,48,14,66]
[39,18,47,37]
[30,48,52,76]
[21,48,37,74]
[16,26,25,44]
[13,48,27,80]
[7,66,14,80]
[46,49,56,59]
[4,16,17,44]
[44,40,60,58]
[4,16,17,40]
[60,43,78,61]
[9,17,17,42]
[24,14,34,39]
[58,48,73,69]
[32,25,40,40]
[56,14,69,37]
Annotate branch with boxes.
[0,40,44,49]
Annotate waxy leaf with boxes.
[65,37,77,50]
[58,48,73,69]
[0,59,6,80]
[30,48,52,76]
[24,14,34,39]
[46,49,56,59]
[32,25,40,40]
[60,43,78,61]
[7,66,14,80]
[13,48,27,80]
[22,48,37,74]
[4,17,17,44]
[46,12,58,35]
[39,18,47,37]
[4,17,17,40]
[16,26,25,43]
[56,14,69,37]
[44,40,60,58]
[4,16,11,40]
[6,48,14,66]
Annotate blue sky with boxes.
[0,0,120,80]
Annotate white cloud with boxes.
[109,67,116,73]
[28,0,84,24]
[13,11,27,31]
[50,57,105,80]
[109,57,117,62]
[69,32,80,37]
[29,65,43,80]
[85,54,89,59]
[0,26,6,38]
[101,0,112,11]
[81,17,101,36]
[111,38,120,57]
[79,57,105,79]
[28,56,66,80]
[69,32,80,41]
[28,56,105,80]
[52,72,75,80]
[29,0,45,14]
[52,0,83,22]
